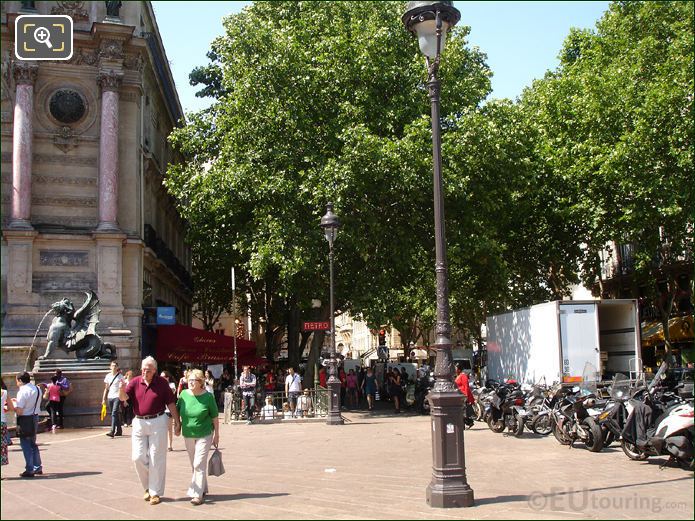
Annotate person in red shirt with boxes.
[455,363,475,405]
[319,366,327,388]
[119,356,181,505]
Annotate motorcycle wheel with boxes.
[552,422,571,445]
[603,429,616,448]
[512,412,524,437]
[621,440,649,461]
[582,417,604,452]
[487,414,506,433]
[532,414,552,436]
[473,401,484,421]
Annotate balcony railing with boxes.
[144,223,193,290]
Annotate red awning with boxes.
[156,324,260,364]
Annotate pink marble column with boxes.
[96,71,123,232]
[10,63,38,230]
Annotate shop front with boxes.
[155,324,265,371]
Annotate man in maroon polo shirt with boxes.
[119,356,181,505]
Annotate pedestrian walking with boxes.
[362,367,378,411]
[119,356,180,505]
[388,369,402,413]
[121,370,134,427]
[160,371,177,451]
[53,369,71,429]
[15,372,43,478]
[1,377,15,478]
[102,361,125,438]
[239,366,256,423]
[218,369,232,407]
[223,385,234,424]
[346,369,358,409]
[455,363,475,404]
[204,370,216,395]
[43,376,62,430]
[285,367,301,416]
[177,369,189,397]
[176,369,219,506]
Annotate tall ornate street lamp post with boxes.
[402,1,474,508]
[320,203,344,425]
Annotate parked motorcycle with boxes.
[486,382,527,437]
[530,382,564,436]
[550,364,604,452]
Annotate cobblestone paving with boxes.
[1,410,692,519]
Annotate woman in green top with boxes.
[176,369,220,505]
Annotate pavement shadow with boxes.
[476,476,693,506]
[642,458,693,471]
[5,471,102,480]
[475,494,530,506]
[184,493,290,503]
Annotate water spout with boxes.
[24,309,52,372]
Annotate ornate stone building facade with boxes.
[1,1,191,373]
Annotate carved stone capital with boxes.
[51,1,89,20]
[97,70,123,92]
[99,38,125,61]
[13,62,38,85]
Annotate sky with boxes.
[152,1,610,114]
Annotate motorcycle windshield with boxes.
[581,362,599,396]
[610,373,630,401]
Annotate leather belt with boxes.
[135,411,165,420]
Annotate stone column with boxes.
[10,62,38,231]
[96,70,123,232]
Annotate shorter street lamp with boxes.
[402,0,474,509]
[320,202,344,425]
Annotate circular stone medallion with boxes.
[49,89,87,124]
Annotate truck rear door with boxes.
[559,303,600,383]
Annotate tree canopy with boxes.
[519,0,694,343]
[167,1,693,362]
[166,0,495,358]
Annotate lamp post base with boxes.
[325,378,344,425]
[426,389,474,508]
[426,481,475,508]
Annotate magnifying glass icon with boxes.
[34,26,53,49]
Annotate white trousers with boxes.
[132,414,168,496]
[184,434,213,499]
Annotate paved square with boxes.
[1,411,692,519]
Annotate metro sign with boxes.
[302,321,330,331]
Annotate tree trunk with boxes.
[656,275,677,360]
[304,305,330,387]
[287,296,302,368]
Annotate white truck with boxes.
[485,300,642,385]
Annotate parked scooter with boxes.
[597,373,635,447]
[472,379,499,421]
[621,361,694,469]
[414,371,434,415]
